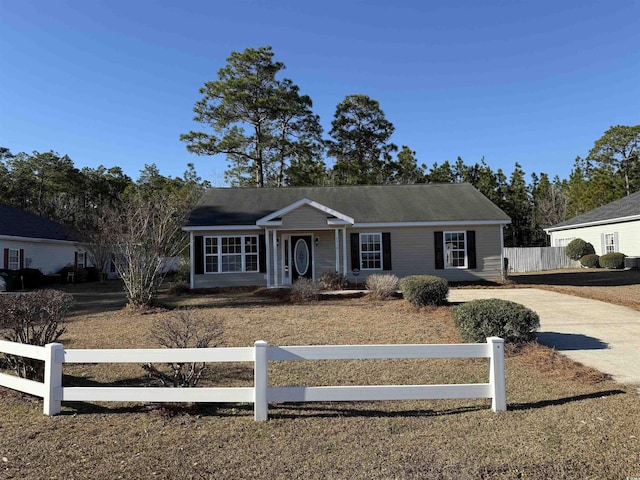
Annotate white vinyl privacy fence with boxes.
[504,247,580,273]
[0,338,506,420]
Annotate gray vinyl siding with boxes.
[280,205,332,230]
[191,224,505,288]
[194,272,266,288]
[346,225,504,283]
[549,219,640,256]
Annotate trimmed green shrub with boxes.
[599,252,626,269]
[84,266,101,282]
[59,266,88,283]
[452,298,540,343]
[400,275,448,307]
[565,238,595,261]
[366,274,399,300]
[580,254,600,268]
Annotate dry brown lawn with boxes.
[1,281,640,479]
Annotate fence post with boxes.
[487,337,506,412]
[44,343,64,416]
[254,340,269,421]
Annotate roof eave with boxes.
[545,214,640,233]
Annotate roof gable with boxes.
[186,184,510,228]
[257,198,354,226]
[546,191,640,231]
[0,204,79,242]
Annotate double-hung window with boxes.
[603,233,615,254]
[205,236,258,273]
[8,249,20,270]
[444,231,466,268]
[360,233,382,270]
[76,252,86,268]
[556,237,574,247]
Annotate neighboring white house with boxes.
[0,204,89,275]
[184,183,511,289]
[545,191,640,256]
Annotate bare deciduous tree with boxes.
[105,189,196,309]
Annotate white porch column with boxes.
[189,230,195,289]
[335,228,340,273]
[342,226,348,275]
[265,229,271,288]
[273,230,279,287]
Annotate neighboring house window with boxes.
[444,231,467,268]
[360,233,382,270]
[434,231,476,270]
[555,237,574,247]
[8,249,20,270]
[603,233,616,254]
[76,252,86,269]
[204,235,259,273]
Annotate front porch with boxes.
[262,228,349,288]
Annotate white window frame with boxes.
[556,237,574,247]
[204,235,259,274]
[8,249,20,270]
[444,231,467,269]
[359,232,383,271]
[76,252,86,269]
[603,233,616,254]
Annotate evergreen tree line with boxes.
[0,147,209,235]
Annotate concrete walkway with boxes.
[449,288,640,388]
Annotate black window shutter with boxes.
[350,233,360,271]
[382,232,392,271]
[434,231,444,269]
[259,234,266,273]
[19,249,24,270]
[194,236,204,275]
[3,248,8,270]
[466,230,476,269]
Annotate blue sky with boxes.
[1,0,638,185]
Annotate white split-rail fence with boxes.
[0,338,506,420]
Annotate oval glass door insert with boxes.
[294,239,309,276]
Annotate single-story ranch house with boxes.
[184,184,511,288]
[545,191,640,256]
[0,204,89,275]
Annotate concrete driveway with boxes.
[448,288,640,388]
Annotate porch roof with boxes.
[185,183,511,228]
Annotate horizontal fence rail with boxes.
[0,338,506,420]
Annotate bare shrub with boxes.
[318,271,348,290]
[0,290,73,380]
[365,274,399,300]
[141,309,223,388]
[290,278,319,303]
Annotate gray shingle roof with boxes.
[547,191,640,231]
[0,204,79,241]
[186,183,510,227]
